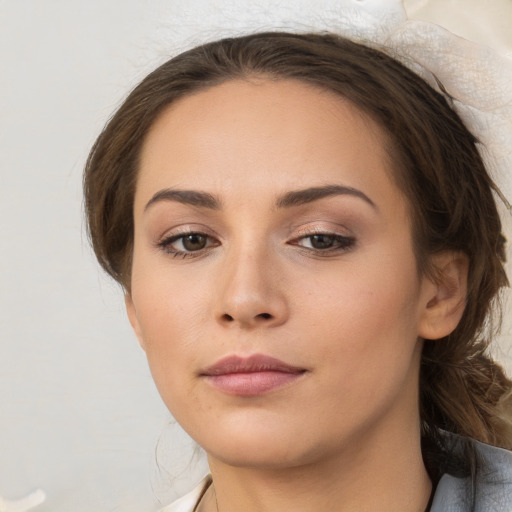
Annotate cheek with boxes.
[136,292,203,359]
[295,283,422,448]
[130,262,209,396]
[299,255,422,378]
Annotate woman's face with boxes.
[126,79,440,469]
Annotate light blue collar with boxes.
[431,437,512,512]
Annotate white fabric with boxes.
[160,477,211,512]
[0,490,46,512]
[152,0,406,52]
[383,21,512,213]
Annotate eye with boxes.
[157,231,218,258]
[180,233,208,251]
[293,233,356,253]
[303,234,339,250]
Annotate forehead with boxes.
[136,78,400,212]
[143,77,385,151]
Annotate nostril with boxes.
[219,312,274,323]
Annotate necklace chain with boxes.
[214,484,219,512]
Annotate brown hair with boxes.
[84,32,512,457]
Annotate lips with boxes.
[200,354,307,396]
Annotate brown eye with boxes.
[182,233,207,251]
[309,234,336,249]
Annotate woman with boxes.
[84,25,512,512]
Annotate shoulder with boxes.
[160,476,212,512]
[431,435,512,512]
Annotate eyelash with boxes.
[156,230,356,259]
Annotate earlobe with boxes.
[418,252,469,340]
[125,294,146,351]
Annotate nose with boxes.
[214,246,289,329]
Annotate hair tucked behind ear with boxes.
[84,32,512,454]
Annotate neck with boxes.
[202,422,432,512]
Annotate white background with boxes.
[1,1,511,511]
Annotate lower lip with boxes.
[204,371,305,396]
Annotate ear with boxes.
[125,294,146,351]
[418,251,469,340]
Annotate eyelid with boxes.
[156,223,220,243]
[291,223,353,238]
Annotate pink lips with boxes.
[200,354,306,396]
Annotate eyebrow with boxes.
[275,184,377,210]
[144,184,376,212]
[144,189,221,211]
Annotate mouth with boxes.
[200,354,307,396]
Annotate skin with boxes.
[126,79,467,512]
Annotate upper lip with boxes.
[200,354,306,376]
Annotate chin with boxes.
[208,439,319,470]
[192,415,330,470]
